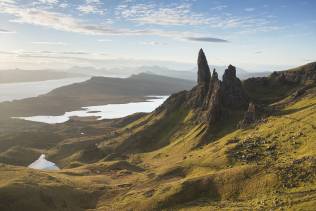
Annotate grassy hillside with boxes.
[0,62,315,210]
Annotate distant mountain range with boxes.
[0,65,270,84]
[139,65,271,80]
[67,65,271,80]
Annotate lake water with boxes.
[15,96,168,124]
[28,154,59,170]
[0,77,90,103]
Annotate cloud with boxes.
[115,2,279,33]
[116,3,210,26]
[98,39,112,42]
[204,15,281,33]
[61,51,90,55]
[0,3,199,39]
[0,28,15,33]
[211,5,227,11]
[141,41,167,46]
[0,1,280,43]
[59,3,68,8]
[185,37,229,43]
[244,8,255,12]
[86,0,101,4]
[38,0,59,4]
[77,4,105,15]
[31,41,67,45]
[0,0,15,3]
[77,0,105,15]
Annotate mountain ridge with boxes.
[0,72,195,118]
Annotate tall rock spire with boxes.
[197,48,211,85]
[221,64,248,108]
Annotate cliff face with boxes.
[197,48,211,85]
[151,52,315,148]
[160,49,249,128]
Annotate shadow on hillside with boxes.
[282,116,316,130]
[275,103,316,116]
[272,102,316,129]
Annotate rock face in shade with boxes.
[197,48,211,85]
[238,102,257,128]
[205,77,222,124]
[159,49,249,129]
[221,65,248,108]
[188,49,212,107]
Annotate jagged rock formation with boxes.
[197,49,211,85]
[189,49,212,107]
[161,49,249,129]
[199,63,248,126]
[238,102,256,128]
[222,65,248,108]
[205,77,222,124]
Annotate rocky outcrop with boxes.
[189,49,212,107]
[238,102,256,128]
[221,65,248,108]
[158,49,249,132]
[206,78,222,124]
[197,49,211,85]
[202,65,248,126]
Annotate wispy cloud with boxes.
[38,0,59,5]
[98,39,112,42]
[77,0,105,15]
[0,0,281,43]
[185,37,229,43]
[59,3,68,8]
[244,8,255,12]
[141,41,167,46]
[1,5,159,36]
[116,3,209,26]
[211,5,227,11]
[31,41,67,45]
[77,4,105,15]
[0,3,212,41]
[115,2,279,33]
[0,0,16,3]
[205,15,281,33]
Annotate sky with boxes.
[0,0,315,72]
